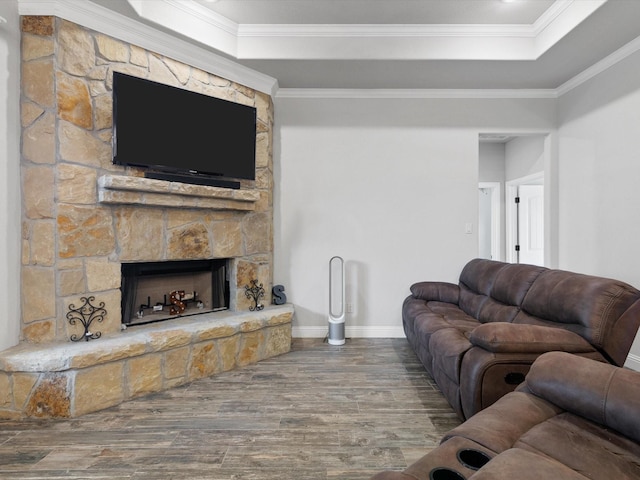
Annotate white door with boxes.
[517,185,544,266]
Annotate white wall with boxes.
[505,136,546,182]
[558,49,640,286]
[479,143,505,183]
[274,96,555,337]
[0,0,21,350]
[557,48,640,369]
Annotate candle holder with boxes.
[67,296,107,342]
[244,279,265,311]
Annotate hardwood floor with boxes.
[0,338,460,479]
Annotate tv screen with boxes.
[112,72,256,186]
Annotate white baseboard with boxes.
[292,325,405,338]
[624,353,640,372]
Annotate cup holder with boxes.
[429,467,466,480]
[456,448,491,470]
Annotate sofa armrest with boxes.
[410,281,460,303]
[524,351,640,443]
[443,390,563,453]
[469,323,596,354]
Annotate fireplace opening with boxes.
[121,259,229,327]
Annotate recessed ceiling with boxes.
[198,0,555,25]
[88,0,640,90]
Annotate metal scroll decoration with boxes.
[244,279,265,311]
[67,296,107,342]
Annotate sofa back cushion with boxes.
[514,269,640,362]
[458,259,507,318]
[458,259,546,322]
[477,263,546,323]
[525,352,640,443]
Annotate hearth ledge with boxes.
[98,174,260,210]
[0,305,292,373]
[0,305,293,419]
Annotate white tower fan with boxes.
[328,256,346,345]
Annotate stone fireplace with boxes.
[0,17,293,419]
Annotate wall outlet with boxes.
[346,303,354,313]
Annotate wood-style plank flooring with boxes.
[0,338,460,479]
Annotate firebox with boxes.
[121,259,229,326]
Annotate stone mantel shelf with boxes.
[98,174,260,211]
[0,305,293,373]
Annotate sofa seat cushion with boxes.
[515,413,640,480]
[430,328,473,385]
[428,328,476,418]
[403,296,436,323]
[403,297,476,340]
[414,302,479,333]
[409,302,478,358]
[469,448,590,480]
[406,302,477,383]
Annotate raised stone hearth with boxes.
[0,306,293,419]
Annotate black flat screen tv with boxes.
[112,72,256,189]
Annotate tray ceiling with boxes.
[46,0,640,90]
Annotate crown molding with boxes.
[533,0,606,56]
[532,0,574,35]
[276,88,559,100]
[127,0,239,57]
[164,0,237,36]
[17,0,279,96]
[119,0,606,62]
[556,33,640,96]
[239,23,535,38]
[277,26,640,100]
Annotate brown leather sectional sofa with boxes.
[403,258,640,420]
[369,351,640,480]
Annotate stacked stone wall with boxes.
[20,17,275,344]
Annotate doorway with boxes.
[478,133,550,267]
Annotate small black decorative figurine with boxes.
[245,280,265,311]
[272,284,287,305]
